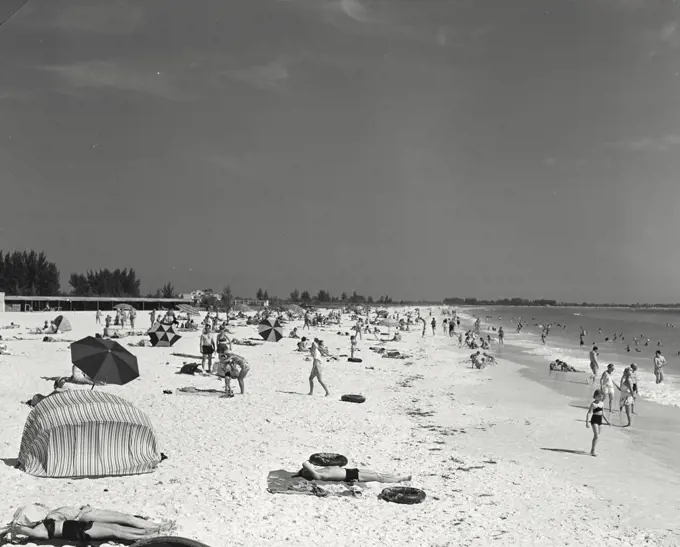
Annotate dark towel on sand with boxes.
[266,470,365,498]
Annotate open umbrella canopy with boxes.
[70,336,139,386]
[258,318,283,342]
[378,318,398,328]
[53,315,72,332]
[114,303,136,311]
[176,304,201,316]
[148,323,181,347]
[286,304,305,315]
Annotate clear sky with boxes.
[1,0,679,303]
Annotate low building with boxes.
[3,295,192,312]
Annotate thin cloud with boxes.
[340,0,369,22]
[225,59,289,90]
[543,158,557,166]
[53,5,144,33]
[40,61,174,98]
[605,135,680,152]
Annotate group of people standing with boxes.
[199,324,249,397]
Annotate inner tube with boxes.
[340,394,366,404]
[131,537,212,547]
[347,357,363,363]
[309,453,348,467]
[379,487,426,505]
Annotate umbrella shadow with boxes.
[541,448,590,456]
[276,390,308,397]
[2,458,19,468]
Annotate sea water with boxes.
[455,306,680,408]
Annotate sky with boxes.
[1,0,680,303]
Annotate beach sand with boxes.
[0,310,678,546]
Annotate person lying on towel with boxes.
[293,461,411,484]
[1,504,174,544]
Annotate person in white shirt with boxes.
[653,350,665,384]
[308,338,330,396]
[599,363,618,414]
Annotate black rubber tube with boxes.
[379,487,426,505]
[347,358,363,363]
[340,394,366,404]
[309,453,348,467]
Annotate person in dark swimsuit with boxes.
[586,389,610,457]
[295,460,411,483]
[8,506,172,542]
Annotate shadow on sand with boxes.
[540,448,590,456]
[276,390,308,397]
[2,458,19,468]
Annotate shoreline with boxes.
[0,311,678,545]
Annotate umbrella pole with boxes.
[91,382,95,391]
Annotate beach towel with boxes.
[176,387,226,397]
[266,470,364,498]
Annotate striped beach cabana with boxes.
[17,390,161,478]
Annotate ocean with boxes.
[455,306,680,408]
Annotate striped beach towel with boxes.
[18,390,161,478]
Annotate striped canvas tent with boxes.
[18,390,161,478]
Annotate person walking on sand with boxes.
[95,310,102,325]
[199,324,215,373]
[586,389,610,457]
[350,335,357,359]
[653,349,665,384]
[498,326,504,346]
[150,310,156,326]
[129,308,136,330]
[599,364,618,415]
[308,338,330,396]
[589,346,600,383]
[431,317,436,336]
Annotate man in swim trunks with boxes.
[296,460,411,483]
[589,346,600,384]
[599,363,618,414]
[653,349,665,384]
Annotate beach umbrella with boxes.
[258,318,283,342]
[148,323,182,347]
[53,315,72,332]
[130,537,213,547]
[70,336,139,386]
[176,304,201,316]
[114,303,136,311]
[378,318,398,328]
[287,304,305,315]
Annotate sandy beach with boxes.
[1,309,679,547]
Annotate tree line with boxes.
[255,288,395,305]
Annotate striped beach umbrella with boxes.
[71,336,139,386]
[148,323,182,347]
[53,315,72,332]
[258,318,283,342]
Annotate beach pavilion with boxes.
[2,295,192,313]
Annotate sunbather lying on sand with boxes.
[2,504,174,543]
[0,323,20,329]
[294,461,411,483]
[232,338,261,347]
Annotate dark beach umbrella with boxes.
[257,318,283,342]
[70,336,139,386]
[148,323,182,347]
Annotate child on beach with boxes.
[586,389,611,456]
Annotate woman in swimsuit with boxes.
[295,461,411,483]
[215,327,232,358]
[219,352,250,394]
[586,389,610,457]
[3,505,173,543]
[199,324,215,373]
[599,363,618,414]
[619,367,636,427]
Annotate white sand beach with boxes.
[1,309,679,546]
